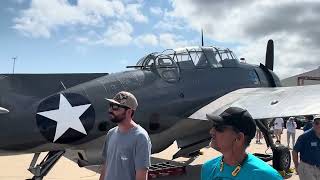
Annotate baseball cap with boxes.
[314,115,320,121]
[206,107,256,140]
[105,91,138,110]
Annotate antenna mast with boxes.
[12,57,17,74]
[201,29,204,46]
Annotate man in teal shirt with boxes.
[201,107,282,180]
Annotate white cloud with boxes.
[153,9,189,31]
[97,21,133,46]
[13,0,99,38]
[236,34,320,79]
[134,34,158,47]
[150,7,163,16]
[123,0,144,3]
[125,4,148,23]
[167,0,320,79]
[75,37,90,43]
[159,33,190,49]
[13,0,147,38]
[77,0,124,19]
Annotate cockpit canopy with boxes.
[135,46,239,70]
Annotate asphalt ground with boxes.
[0,129,302,180]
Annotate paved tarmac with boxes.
[0,129,302,180]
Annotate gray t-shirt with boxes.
[102,125,152,180]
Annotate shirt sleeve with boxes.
[201,163,208,180]
[251,169,283,180]
[293,135,304,152]
[201,161,214,180]
[102,131,112,161]
[303,124,307,131]
[134,134,152,170]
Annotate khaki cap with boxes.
[105,91,138,110]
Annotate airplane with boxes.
[1,39,319,180]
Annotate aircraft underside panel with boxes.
[149,118,212,154]
[190,84,320,120]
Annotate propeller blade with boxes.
[265,39,274,71]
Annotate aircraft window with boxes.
[158,58,173,66]
[203,49,222,68]
[134,53,157,70]
[189,51,208,68]
[215,53,222,62]
[174,52,195,69]
[219,50,238,61]
[146,59,155,66]
[221,51,231,60]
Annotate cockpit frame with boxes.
[132,46,239,71]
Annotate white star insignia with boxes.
[37,94,91,142]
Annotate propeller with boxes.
[265,39,274,71]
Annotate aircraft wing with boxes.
[0,73,108,98]
[190,84,320,120]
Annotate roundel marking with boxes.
[36,93,95,144]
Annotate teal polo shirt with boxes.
[201,153,282,180]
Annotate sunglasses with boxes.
[212,125,237,132]
[109,103,129,111]
[212,124,241,133]
[213,125,227,132]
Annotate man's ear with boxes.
[237,132,245,142]
[126,109,133,117]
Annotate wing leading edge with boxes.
[190,84,320,120]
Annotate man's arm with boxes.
[134,133,151,180]
[136,169,148,180]
[292,150,299,174]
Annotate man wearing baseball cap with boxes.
[201,107,282,180]
[292,116,320,180]
[99,91,151,180]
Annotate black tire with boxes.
[272,145,291,171]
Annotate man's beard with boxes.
[109,112,125,123]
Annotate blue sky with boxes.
[0,0,204,74]
[1,0,320,79]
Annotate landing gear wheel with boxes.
[272,145,291,171]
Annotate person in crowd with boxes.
[286,117,297,149]
[100,91,152,180]
[292,116,320,180]
[274,117,284,144]
[303,115,314,132]
[201,107,282,180]
[256,127,262,144]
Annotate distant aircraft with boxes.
[1,40,319,180]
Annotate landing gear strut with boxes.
[256,119,291,172]
[27,150,65,180]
